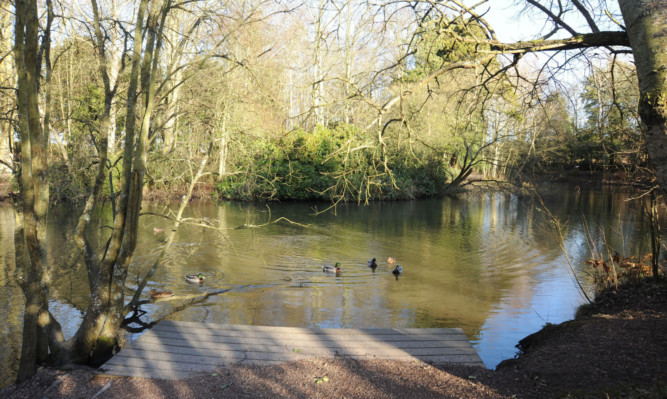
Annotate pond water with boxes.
[0,184,659,388]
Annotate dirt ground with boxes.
[2,280,665,399]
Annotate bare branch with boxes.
[526,0,578,36]
[571,0,600,33]
[485,31,629,54]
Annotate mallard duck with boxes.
[368,258,378,268]
[185,273,204,284]
[392,265,403,275]
[323,262,342,273]
[387,257,397,264]
[150,289,173,299]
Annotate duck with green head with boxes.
[185,273,204,284]
[322,262,342,274]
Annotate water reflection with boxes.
[0,207,22,391]
[0,184,660,387]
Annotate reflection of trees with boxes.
[539,186,655,258]
[0,207,22,388]
[122,287,240,333]
[4,187,660,383]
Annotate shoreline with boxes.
[0,171,647,205]
[2,279,664,398]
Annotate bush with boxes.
[216,125,450,201]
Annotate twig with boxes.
[125,144,213,312]
[238,216,310,229]
[534,190,592,303]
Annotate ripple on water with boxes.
[1,191,655,388]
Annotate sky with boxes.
[480,0,534,42]
[471,0,625,42]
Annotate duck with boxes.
[185,273,205,284]
[323,262,342,273]
[368,258,378,268]
[387,257,397,264]
[150,289,173,299]
[392,265,403,275]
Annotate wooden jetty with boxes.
[99,321,484,379]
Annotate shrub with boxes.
[216,125,450,201]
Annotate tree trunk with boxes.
[219,109,228,177]
[618,1,667,196]
[14,208,49,383]
[71,0,169,364]
[161,67,182,155]
[14,0,53,382]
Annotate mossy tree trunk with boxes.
[13,0,174,378]
[14,0,59,382]
[618,1,667,197]
[70,0,170,365]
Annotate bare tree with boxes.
[12,0,182,380]
[390,0,665,194]
[14,0,55,382]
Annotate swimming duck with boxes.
[368,258,378,268]
[323,262,342,273]
[185,273,205,284]
[392,265,403,275]
[387,257,397,264]
[150,289,173,299]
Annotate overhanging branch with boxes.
[485,31,629,54]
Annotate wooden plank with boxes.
[107,349,292,365]
[122,340,478,358]
[130,334,478,352]
[146,328,471,343]
[99,322,484,379]
[157,320,465,333]
[133,330,475,350]
[108,348,484,365]
[100,359,483,380]
[109,348,323,364]
[103,355,288,371]
[154,321,466,336]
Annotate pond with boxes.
[0,184,659,388]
